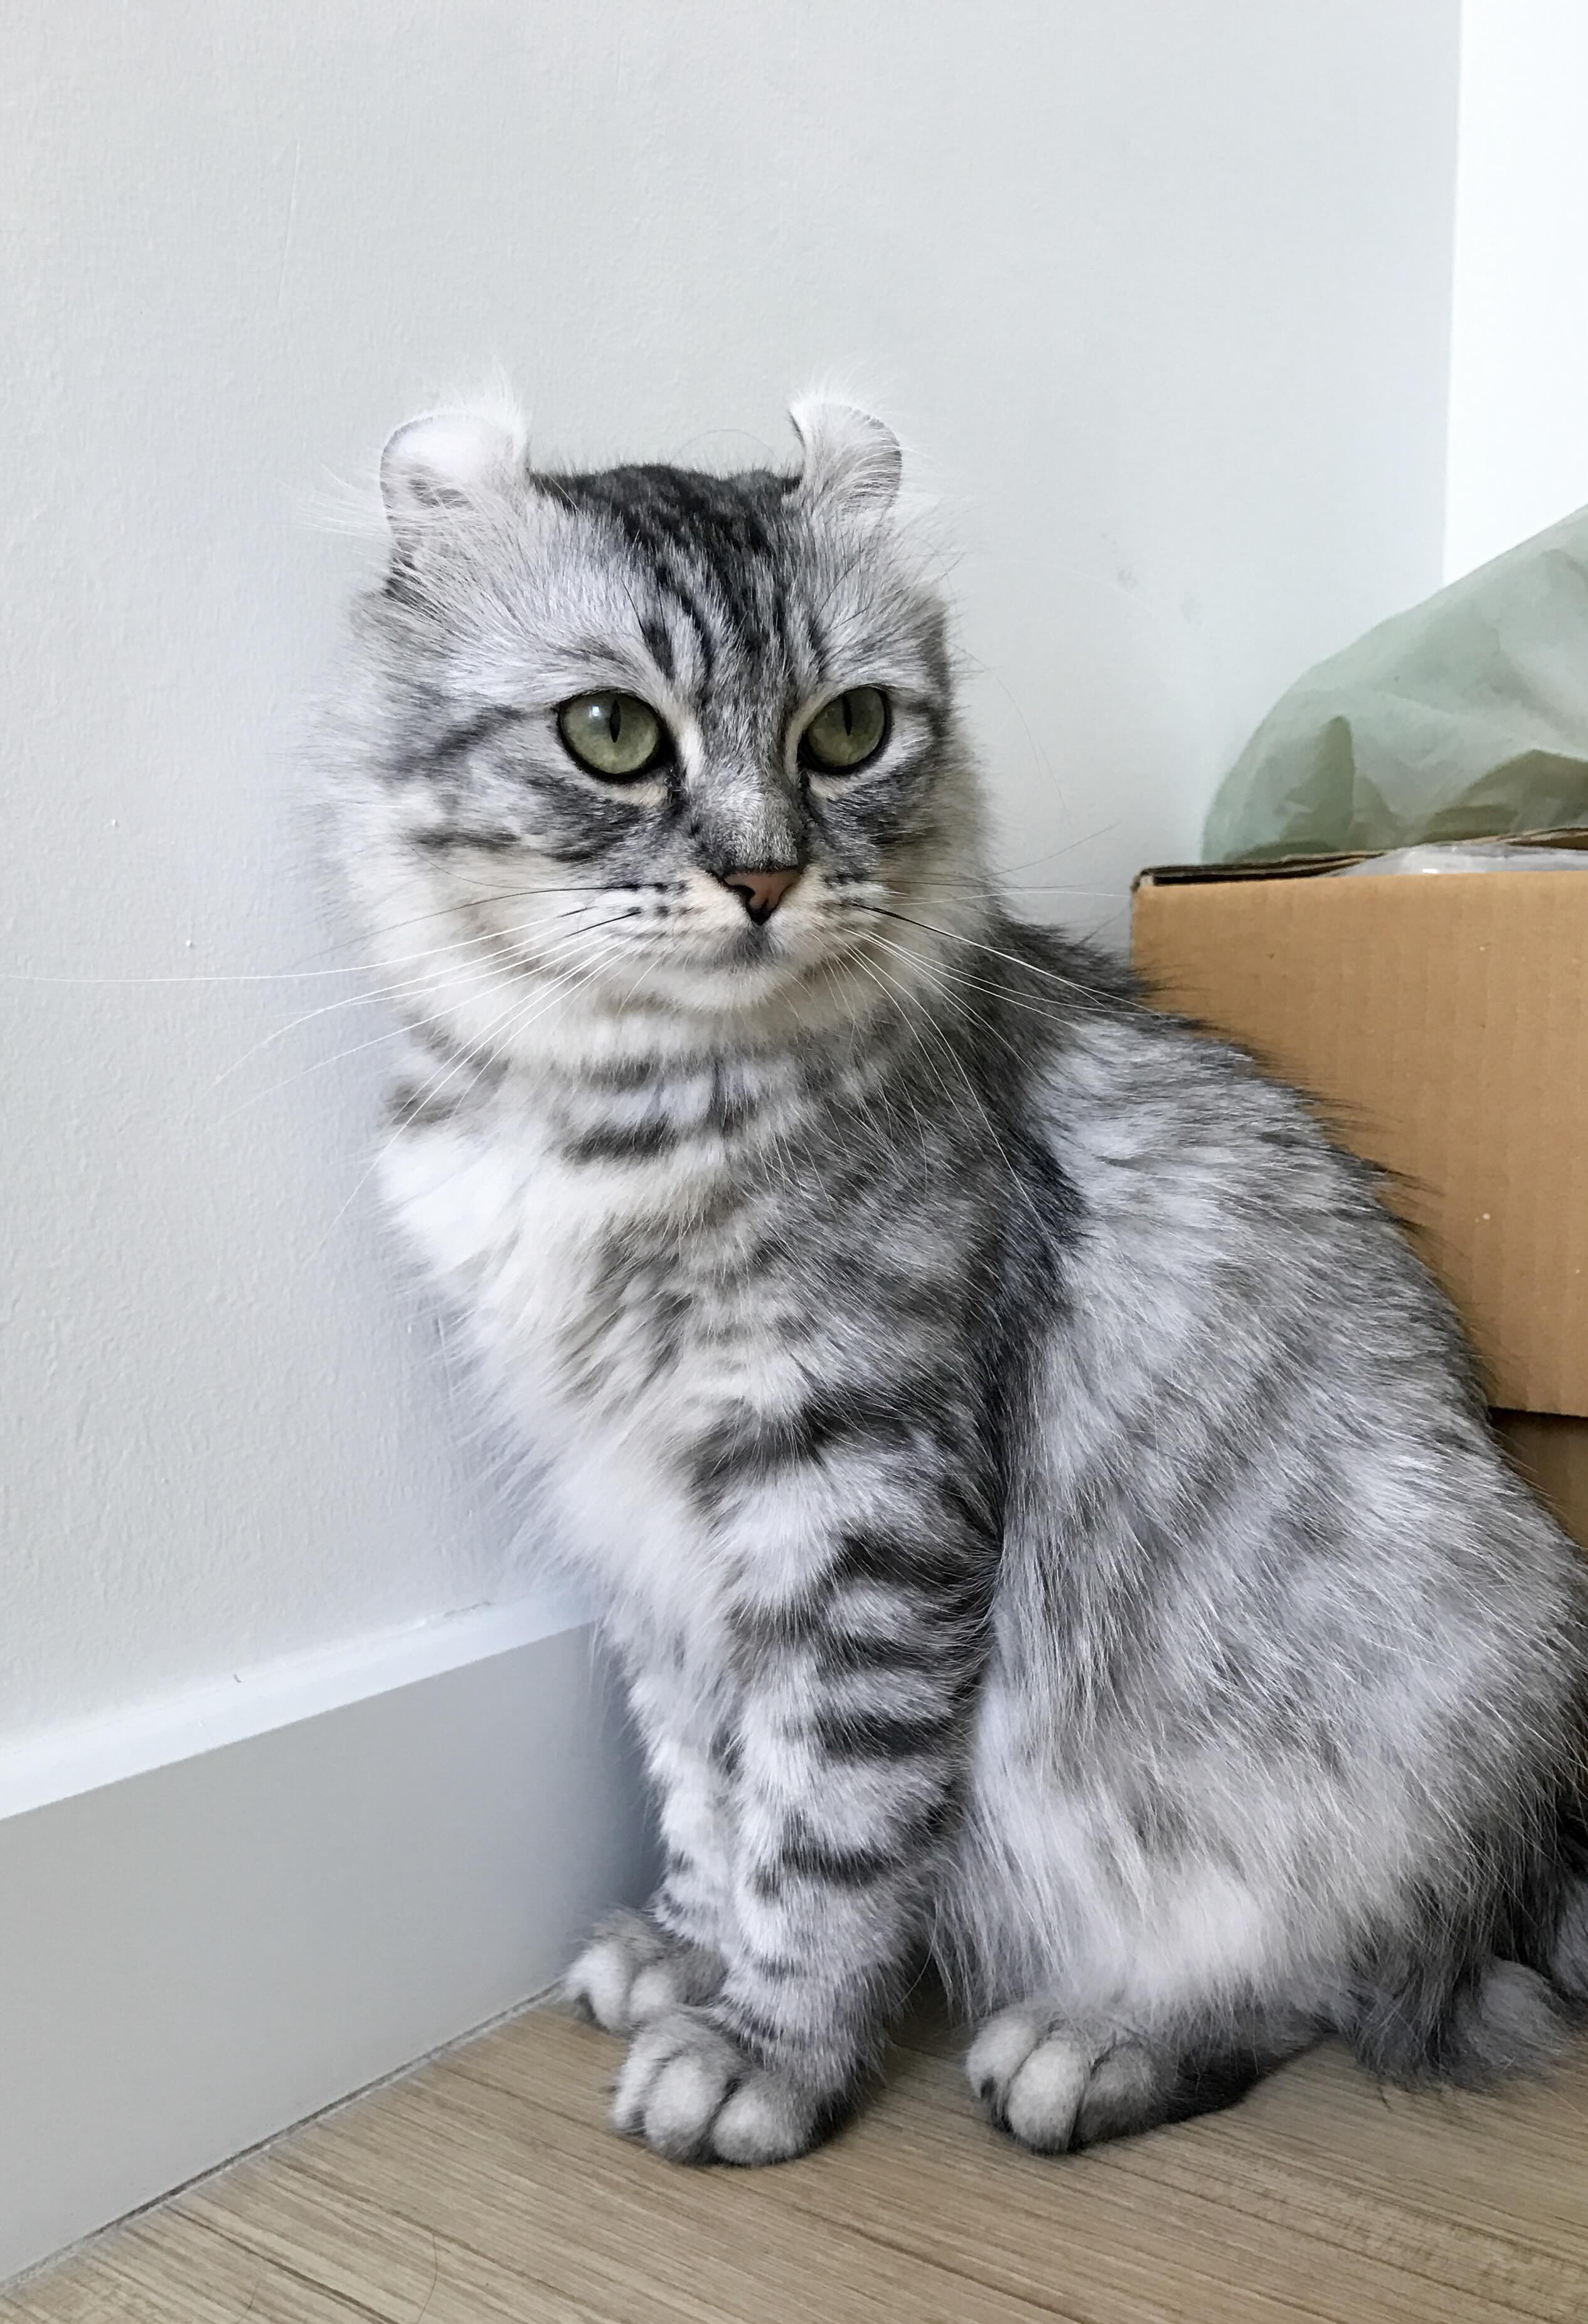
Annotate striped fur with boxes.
[324,399,1588,2167]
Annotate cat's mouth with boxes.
[720,919,779,968]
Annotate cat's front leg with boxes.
[612,1486,988,2165]
[564,1907,723,2037]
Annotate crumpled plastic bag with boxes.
[1204,503,1588,863]
[1332,840,1588,877]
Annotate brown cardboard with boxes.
[1495,1412,1588,1554]
[1131,851,1588,1418]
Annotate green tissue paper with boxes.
[1204,504,1588,863]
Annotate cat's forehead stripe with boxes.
[549,464,802,688]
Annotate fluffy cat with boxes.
[325,396,1588,2166]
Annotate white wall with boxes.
[2,1,1461,1756]
[1446,0,1588,578]
[0,1627,654,2282]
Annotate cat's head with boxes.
[330,397,989,1067]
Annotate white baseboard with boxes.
[0,1585,597,1821]
[0,1619,656,2285]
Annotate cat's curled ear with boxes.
[379,412,520,545]
[790,399,902,516]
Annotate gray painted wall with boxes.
[2,1,1460,1747]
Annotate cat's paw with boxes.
[563,1911,723,2037]
[610,2007,826,2165]
[967,2005,1160,2154]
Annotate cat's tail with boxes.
[1346,1850,1588,2090]
[1350,1955,1575,2089]
[1546,1868,1588,2012]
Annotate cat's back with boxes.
[1001,936,1584,1710]
[1022,947,1445,1360]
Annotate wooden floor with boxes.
[13,2003,1588,2323]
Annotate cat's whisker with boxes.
[208,968,481,1090]
[905,873,1124,902]
[896,952,1035,1077]
[280,881,634,966]
[211,909,642,1089]
[873,906,1094,999]
[211,998,489,1128]
[215,922,631,1126]
[867,931,1077,1035]
[0,894,634,995]
[353,888,652,959]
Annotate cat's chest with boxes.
[381,1100,796,1437]
[383,1092,813,1623]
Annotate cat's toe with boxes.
[1074,2039,1166,2145]
[563,1910,722,2037]
[612,2010,738,2158]
[710,2071,821,2165]
[563,1910,664,2034]
[968,2007,1181,2154]
[967,2006,1100,2152]
[998,2028,1094,2151]
[966,2002,1058,2108]
[610,2008,823,2165]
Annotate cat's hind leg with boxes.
[966,2002,1312,2154]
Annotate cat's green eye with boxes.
[557,692,667,779]
[801,686,889,773]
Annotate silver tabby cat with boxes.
[328,397,1588,2166]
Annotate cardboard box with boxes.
[1131,835,1588,1546]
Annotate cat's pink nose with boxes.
[720,867,802,924]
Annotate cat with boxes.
[324,395,1588,2167]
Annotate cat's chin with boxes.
[608,952,838,1023]
[556,937,893,1043]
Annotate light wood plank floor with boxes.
[12,2003,1588,2322]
